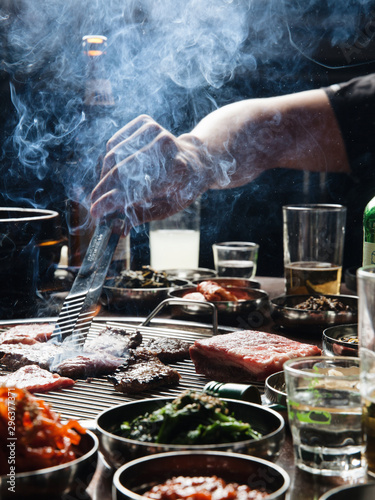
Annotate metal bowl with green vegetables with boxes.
[96,390,285,469]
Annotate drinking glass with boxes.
[212,241,259,279]
[149,199,200,270]
[283,204,346,295]
[284,355,366,478]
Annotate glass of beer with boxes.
[283,204,346,295]
[357,266,375,477]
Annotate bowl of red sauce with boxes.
[113,451,290,500]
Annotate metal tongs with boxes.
[51,215,125,345]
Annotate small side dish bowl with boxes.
[101,276,190,314]
[168,285,269,327]
[270,294,358,334]
[319,482,375,500]
[113,451,290,500]
[322,323,358,357]
[161,268,217,281]
[265,371,287,408]
[96,397,285,469]
[0,430,98,500]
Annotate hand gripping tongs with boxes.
[51,215,125,346]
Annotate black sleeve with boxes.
[324,74,375,181]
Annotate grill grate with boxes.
[0,318,264,421]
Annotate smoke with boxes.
[0,0,375,219]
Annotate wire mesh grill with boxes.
[0,317,264,421]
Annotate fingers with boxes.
[90,188,126,218]
[94,128,180,208]
[106,114,153,152]
[100,118,166,179]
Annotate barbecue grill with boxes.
[0,317,261,422]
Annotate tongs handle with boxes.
[68,216,123,297]
[52,214,125,340]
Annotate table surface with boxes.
[82,277,370,500]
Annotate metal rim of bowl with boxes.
[322,323,358,347]
[159,268,217,280]
[270,294,358,332]
[113,450,291,500]
[103,278,190,294]
[95,397,285,457]
[265,371,287,407]
[169,285,269,304]
[319,482,375,500]
[192,277,261,289]
[271,294,358,311]
[0,429,98,480]
[0,207,60,222]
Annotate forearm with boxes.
[186,89,350,189]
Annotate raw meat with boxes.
[189,330,322,382]
[0,323,54,345]
[108,348,181,394]
[0,364,75,392]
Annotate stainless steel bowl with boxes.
[113,451,290,500]
[319,482,375,500]
[96,397,285,469]
[168,285,269,327]
[265,371,287,408]
[161,268,217,281]
[101,277,190,314]
[0,430,98,500]
[270,294,358,334]
[322,323,358,356]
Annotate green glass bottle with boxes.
[363,196,375,266]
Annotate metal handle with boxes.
[141,297,219,335]
[68,216,124,297]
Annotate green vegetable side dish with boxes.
[118,390,263,445]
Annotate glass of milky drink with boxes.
[212,241,259,279]
[357,266,375,478]
[282,204,346,295]
[149,199,200,270]
[284,355,366,479]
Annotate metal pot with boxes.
[0,207,64,318]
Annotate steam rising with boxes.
[0,0,374,222]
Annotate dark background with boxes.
[1,0,375,278]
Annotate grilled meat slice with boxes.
[0,327,139,379]
[51,352,127,379]
[0,364,75,392]
[0,342,64,371]
[0,323,54,345]
[83,327,142,357]
[144,337,190,363]
[108,348,181,394]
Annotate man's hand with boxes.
[90,114,213,232]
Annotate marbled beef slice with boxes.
[189,330,321,382]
